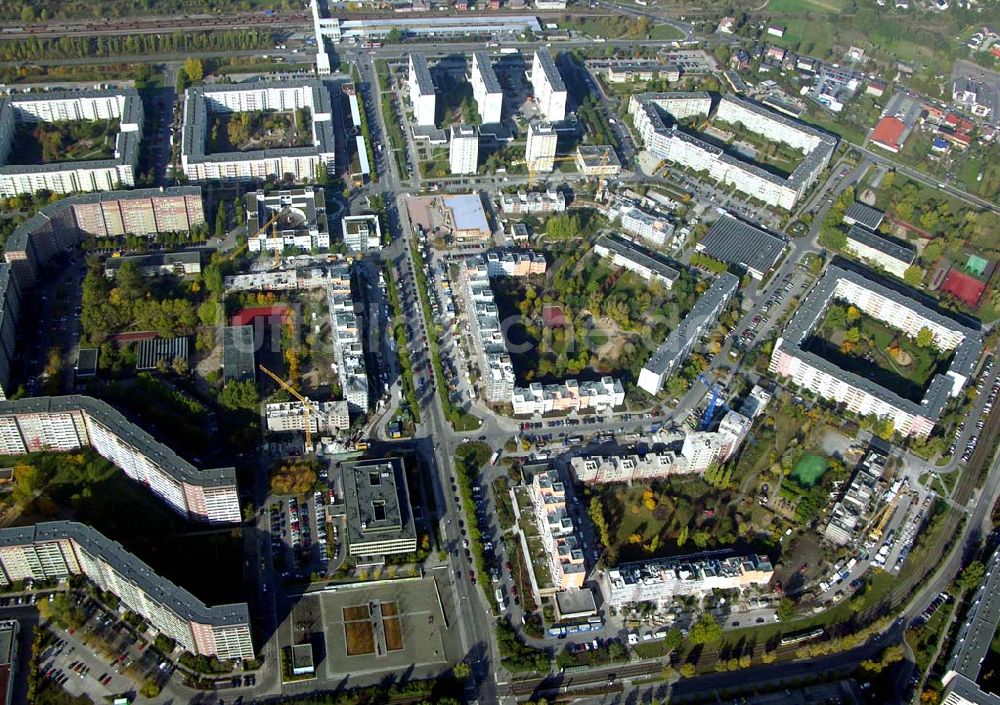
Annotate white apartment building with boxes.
[603,553,775,609]
[245,187,329,253]
[265,400,351,435]
[0,90,143,197]
[628,92,836,210]
[0,522,254,661]
[615,203,674,247]
[769,265,982,440]
[341,214,382,251]
[408,54,437,127]
[512,377,625,416]
[531,49,567,123]
[463,258,516,403]
[0,396,240,524]
[844,224,916,280]
[525,122,558,173]
[471,52,503,124]
[498,189,566,214]
[484,250,547,277]
[593,234,679,288]
[180,81,335,183]
[449,124,479,175]
[327,265,370,414]
[529,466,586,591]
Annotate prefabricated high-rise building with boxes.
[531,49,567,123]
[449,124,479,175]
[471,52,503,124]
[525,122,558,173]
[408,54,437,127]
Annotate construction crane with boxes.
[868,492,900,541]
[695,372,724,431]
[258,363,315,452]
[512,154,579,187]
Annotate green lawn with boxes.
[763,0,849,12]
[791,454,829,487]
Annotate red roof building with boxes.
[871,116,906,153]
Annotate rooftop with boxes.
[0,521,250,627]
[595,233,680,284]
[221,325,256,383]
[409,53,435,96]
[700,215,787,277]
[472,52,502,94]
[844,201,885,231]
[846,224,915,266]
[341,458,416,547]
[443,194,490,234]
[533,49,566,92]
[576,145,621,168]
[871,116,906,150]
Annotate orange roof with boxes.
[871,116,906,151]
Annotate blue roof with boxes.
[933,137,949,148]
[443,194,490,234]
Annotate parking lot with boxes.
[268,478,347,582]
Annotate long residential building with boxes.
[265,400,350,435]
[602,552,775,608]
[498,188,566,214]
[611,202,675,247]
[629,92,836,209]
[471,52,503,124]
[512,377,625,416]
[463,255,517,403]
[327,264,370,414]
[0,396,240,524]
[593,234,680,288]
[638,272,739,396]
[769,264,982,439]
[844,224,915,279]
[408,54,437,127]
[0,89,143,196]
[181,81,335,182]
[529,466,586,591]
[0,522,253,660]
[531,49,567,123]
[4,187,205,288]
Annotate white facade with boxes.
[463,258,516,403]
[449,124,479,175]
[529,467,585,590]
[265,399,351,434]
[326,265,370,414]
[525,122,558,173]
[408,54,437,127]
[498,189,566,214]
[341,214,382,251]
[617,205,674,247]
[531,49,567,123]
[512,377,625,416]
[471,52,504,124]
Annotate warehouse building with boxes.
[696,214,787,280]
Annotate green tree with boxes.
[453,661,471,680]
[777,597,796,621]
[679,663,696,678]
[915,326,934,348]
[903,264,923,286]
[688,614,722,645]
[386,28,404,43]
[184,57,204,82]
[958,561,986,592]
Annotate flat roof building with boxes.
[341,214,382,252]
[593,234,680,288]
[408,54,437,127]
[104,251,202,279]
[449,124,479,175]
[843,202,885,231]
[0,89,143,197]
[575,145,621,176]
[0,396,240,524]
[531,49,567,123]
[526,122,557,174]
[181,81,335,183]
[135,337,189,371]
[0,522,253,660]
[443,194,492,240]
[844,224,916,279]
[769,263,983,439]
[696,214,787,280]
[341,458,417,557]
[471,52,503,125]
[221,325,256,383]
[245,187,329,253]
[638,272,739,396]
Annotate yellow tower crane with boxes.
[258,363,315,452]
[868,492,900,541]
[514,154,580,187]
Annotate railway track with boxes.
[0,13,308,39]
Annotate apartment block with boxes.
[823,446,889,545]
[408,54,437,127]
[512,377,624,416]
[769,264,982,439]
[462,257,516,403]
[4,187,205,288]
[449,124,479,175]
[181,81,335,182]
[844,224,915,279]
[528,466,586,591]
[531,49,567,122]
[245,187,329,253]
[628,92,836,210]
[593,234,679,288]
[0,396,240,524]
[525,122,557,173]
[341,214,382,252]
[471,52,503,124]
[610,202,674,247]
[638,272,739,396]
[602,553,774,608]
[0,89,143,197]
[483,250,547,277]
[498,188,566,214]
[0,522,253,660]
[265,399,351,435]
[326,265,370,414]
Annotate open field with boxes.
[9,118,118,164]
[791,453,829,487]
